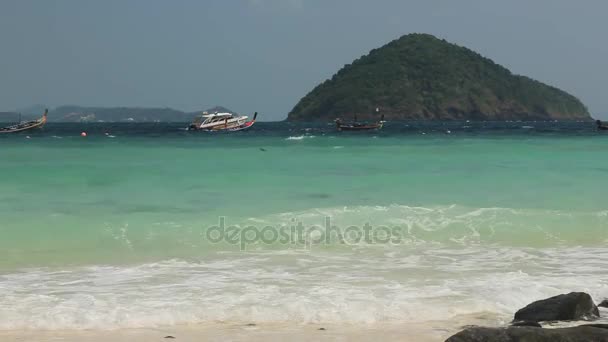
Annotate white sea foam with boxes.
[285,135,315,141]
[2,205,608,330]
[249,204,608,247]
[1,247,607,330]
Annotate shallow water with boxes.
[0,122,607,330]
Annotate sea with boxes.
[0,121,607,335]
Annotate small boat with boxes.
[188,112,257,132]
[597,120,608,131]
[0,109,48,134]
[335,114,385,131]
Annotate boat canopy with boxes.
[202,112,233,118]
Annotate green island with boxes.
[288,33,591,121]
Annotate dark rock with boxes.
[164,336,175,339]
[582,324,608,329]
[246,323,257,326]
[514,292,599,322]
[446,325,608,342]
[318,327,326,331]
[511,321,542,328]
[599,300,608,308]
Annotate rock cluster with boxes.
[446,292,607,342]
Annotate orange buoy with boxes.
[81,132,87,137]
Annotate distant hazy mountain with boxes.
[42,106,237,122]
[15,104,47,116]
[0,105,47,122]
[0,112,20,123]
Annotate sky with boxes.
[0,0,606,120]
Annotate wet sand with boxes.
[0,321,473,342]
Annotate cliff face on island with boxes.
[288,34,591,121]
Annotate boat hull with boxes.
[336,122,383,131]
[189,120,255,132]
[0,114,47,134]
[227,120,255,131]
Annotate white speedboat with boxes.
[188,112,257,132]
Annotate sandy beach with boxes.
[0,322,468,342]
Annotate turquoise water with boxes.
[1,123,607,329]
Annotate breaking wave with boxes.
[1,204,607,330]
[1,248,607,330]
[285,135,316,141]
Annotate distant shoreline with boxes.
[0,117,598,124]
[2,104,603,123]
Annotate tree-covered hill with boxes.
[288,34,590,121]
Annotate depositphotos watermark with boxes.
[204,217,406,250]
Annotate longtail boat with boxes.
[335,114,385,132]
[0,109,48,134]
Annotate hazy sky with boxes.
[1,0,606,120]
